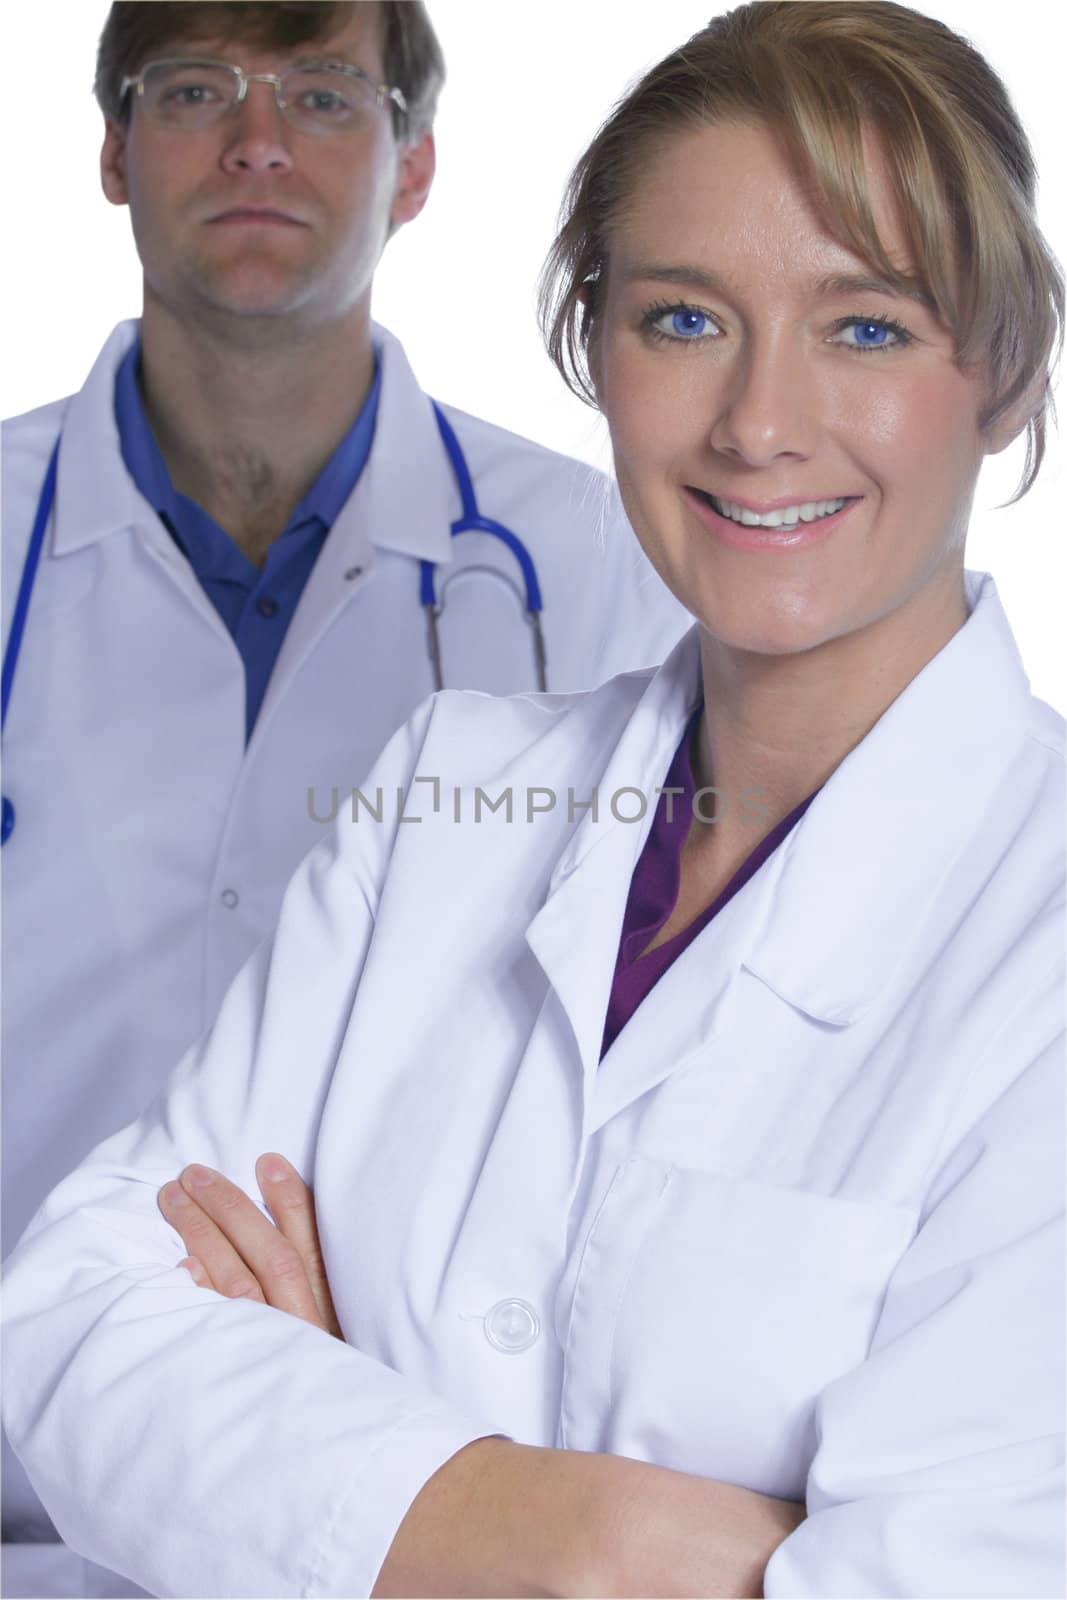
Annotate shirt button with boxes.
[220,888,239,909]
[256,595,279,618]
[483,1298,540,1354]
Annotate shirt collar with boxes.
[112,333,382,545]
[52,318,392,558]
[112,336,183,530]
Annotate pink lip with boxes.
[684,487,862,551]
[208,208,305,226]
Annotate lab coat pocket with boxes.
[560,1155,916,1498]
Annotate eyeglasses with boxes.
[120,58,408,135]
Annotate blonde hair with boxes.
[539,0,1063,498]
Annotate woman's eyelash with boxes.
[640,301,720,344]
[638,303,916,352]
[829,313,915,353]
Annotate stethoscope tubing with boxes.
[1,438,60,844]
[0,405,548,846]
[3,440,59,730]
[422,402,547,693]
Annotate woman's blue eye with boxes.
[646,306,719,342]
[835,318,907,351]
[671,309,708,337]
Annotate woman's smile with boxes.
[685,488,864,550]
[594,118,991,660]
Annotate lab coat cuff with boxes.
[310,1406,502,1598]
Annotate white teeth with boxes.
[708,495,848,528]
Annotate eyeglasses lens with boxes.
[140,62,377,133]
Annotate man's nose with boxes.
[219,81,294,174]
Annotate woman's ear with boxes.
[983,372,1048,458]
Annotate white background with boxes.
[2,1,1064,707]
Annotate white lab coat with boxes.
[4,570,1063,1598]
[0,319,688,1593]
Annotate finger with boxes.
[178,1255,212,1290]
[177,1164,324,1326]
[255,1154,343,1337]
[159,1181,267,1307]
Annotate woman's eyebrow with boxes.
[621,263,734,294]
[620,263,935,310]
[814,272,936,308]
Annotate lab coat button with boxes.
[484,1298,540,1353]
[220,888,239,909]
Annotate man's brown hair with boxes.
[94,1,444,138]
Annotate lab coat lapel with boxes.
[743,573,1034,1025]
[249,326,456,742]
[527,576,1032,1131]
[586,840,791,1134]
[51,321,143,557]
[52,320,235,642]
[524,631,703,1097]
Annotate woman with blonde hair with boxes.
[4,3,1063,1596]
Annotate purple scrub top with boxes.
[600,707,819,1058]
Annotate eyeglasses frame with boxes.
[119,56,409,130]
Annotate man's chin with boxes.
[183,278,324,339]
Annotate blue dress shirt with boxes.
[114,338,381,740]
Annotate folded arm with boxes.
[161,1154,803,1597]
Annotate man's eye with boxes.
[302,90,348,112]
[164,84,219,105]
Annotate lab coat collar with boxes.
[744,570,1032,1025]
[529,572,1033,1078]
[50,319,457,567]
[525,630,704,1076]
[352,323,457,566]
[52,321,143,555]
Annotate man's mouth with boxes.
[208,208,306,226]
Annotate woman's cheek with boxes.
[606,356,707,482]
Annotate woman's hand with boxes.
[158,1160,803,1595]
[157,1154,343,1338]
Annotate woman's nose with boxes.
[708,332,817,467]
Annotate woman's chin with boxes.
[689,596,842,661]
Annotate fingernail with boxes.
[159,1181,188,1208]
[258,1154,288,1183]
[183,1164,215,1189]
[180,1257,207,1286]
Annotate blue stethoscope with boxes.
[0,403,546,847]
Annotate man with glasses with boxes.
[0,3,686,1594]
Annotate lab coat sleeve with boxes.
[1,697,497,1600]
[763,960,1065,1599]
